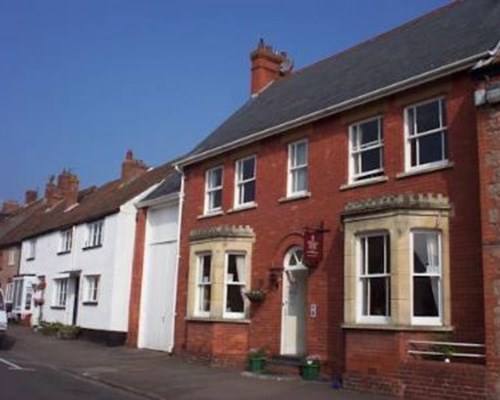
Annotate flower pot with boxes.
[248,357,266,372]
[301,363,320,380]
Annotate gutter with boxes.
[177,51,490,168]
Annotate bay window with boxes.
[224,253,246,318]
[195,253,212,317]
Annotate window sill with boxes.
[186,316,251,324]
[342,323,453,332]
[396,161,454,180]
[82,301,98,306]
[26,257,35,262]
[56,250,71,256]
[340,176,388,191]
[227,203,258,214]
[197,210,224,220]
[278,192,311,203]
[82,244,103,251]
[50,306,66,310]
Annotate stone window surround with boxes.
[187,226,255,322]
[343,194,451,328]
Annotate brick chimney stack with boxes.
[57,169,79,208]
[25,190,38,205]
[45,175,62,208]
[121,150,148,183]
[250,39,293,95]
[1,200,20,215]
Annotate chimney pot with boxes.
[57,169,79,209]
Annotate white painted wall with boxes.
[18,186,160,332]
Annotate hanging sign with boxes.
[303,230,323,267]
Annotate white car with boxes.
[0,289,7,347]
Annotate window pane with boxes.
[242,158,255,180]
[211,190,222,209]
[359,120,379,146]
[360,148,382,173]
[418,132,444,165]
[367,236,385,274]
[408,108,416,136]
[369,277,388,316]
[293,168,308,192]
[227,254,244,283]
[202,255,211,281]
[243,181,255,203]
[200,286,211,312]
[226,285,244,313]
[209,168,222,188]
[413,276,439,316]
[294,142,307,166]
[416,101,440,132]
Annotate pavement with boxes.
[1,325,393,400]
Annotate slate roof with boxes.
[140,170,182,203]
[185,0,500,162]
[0,162,175,247]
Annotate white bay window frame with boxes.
[195,253,212,317]
[357,232,390,323]
[223,252,247,319]
[411,230,442,326]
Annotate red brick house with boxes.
[173,0,500,398]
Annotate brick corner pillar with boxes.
[475,66,500,399]
[126,207,148,348]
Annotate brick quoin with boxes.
[126,208,148,347]
[175,72,486,387]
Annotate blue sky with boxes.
[0,0,449,203]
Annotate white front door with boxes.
[139,241,177,352]
[281,247,308,356]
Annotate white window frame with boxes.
[234,156,256,208]
[411,230,442,326]
[83,275,100,303]
[287,139,308,197]
[404,97,448,172]
[59,228,73,253]
[223,252,247,319]
[27,239,36,260]
[53,278,68,308]
[204,166,223,214]
[194,253,212,317]
[7,249,15,266]
[349,116,384,182]
[85,220,104,248]
[357,232,391,324]
[5,282,14,303]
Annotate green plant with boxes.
[247,348,267,373]
[244,290,266,302]
[39,321,63,335]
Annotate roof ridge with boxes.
[291,0,462,77]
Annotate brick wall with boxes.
[126,208,147,347]
[175,72,485,379]
[476,74,500,398]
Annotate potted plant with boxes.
[301,355,321,380]
[247,348,267,372]
[244,289,266,303]
[57,324,80,340]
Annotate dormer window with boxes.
[84,220,104,249]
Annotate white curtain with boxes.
[426,234,439,311]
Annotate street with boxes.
[0,325,392,400]
[0,353,143,400]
